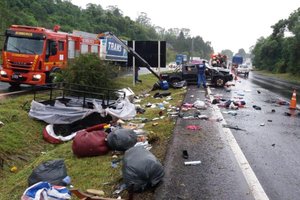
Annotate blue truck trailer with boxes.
[176,54,187,65]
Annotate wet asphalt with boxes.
[155,72,300,200]
[154,86,255,200]
[214,72,300,200]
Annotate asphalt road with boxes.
[212,72,300,200]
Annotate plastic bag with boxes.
[122,146,164,192]
[107,128,137,151]
[28,159,68,186]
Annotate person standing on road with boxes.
[197,60,207,88]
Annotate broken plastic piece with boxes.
[186,125,201,130]
[184,161,201,166]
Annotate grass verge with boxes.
[0,73,186,199]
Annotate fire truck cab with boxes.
[0,25,100,86]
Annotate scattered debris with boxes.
[284,112,292,116]
[198,115,209,120]
[152,123,159,126]
[0,121,4,127]
[10,166,18,173]
[184,161,201,166]
[222,124,245,131]
[253,105,262,110]
[182,150,189,159]
[86,189,105,196]
[186,125,201,130]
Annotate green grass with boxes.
[0,73,186,199]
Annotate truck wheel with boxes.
[46,69,61,84]
[170,78,181,85]
[213,77,225,87]
[9,82,20,88]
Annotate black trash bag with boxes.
[122,146,164,192]
[107,128,137,151]
[28,159,68,186]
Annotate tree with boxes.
[221,49,233,60]
[237,48,247,58]
[58,53,118,89]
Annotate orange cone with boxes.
[289,89,297,109]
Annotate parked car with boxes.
[161,63,233,87]
[237,64,250,77]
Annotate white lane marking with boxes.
[208,87,269,200]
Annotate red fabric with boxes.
[43,127,62,144]
[72,129,108,157]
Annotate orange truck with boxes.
[0,25,100,86]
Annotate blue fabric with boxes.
[197,64,206,87]
[197,73,206,88]
[197,64,206,74]
[22,181,71,200]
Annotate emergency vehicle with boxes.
[0,25,100,86]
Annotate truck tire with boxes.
[9,82,20,88]
[213,77,225,87]
[170,77,182,85]
[46,68,61,84]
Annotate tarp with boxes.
[29,100,94,124]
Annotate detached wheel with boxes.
[213,77,225,87]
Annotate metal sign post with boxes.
[158,41,161,75]
[133,40,135,86]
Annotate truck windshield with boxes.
[5,36,44,55]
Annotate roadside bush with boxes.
[55,53,118,89]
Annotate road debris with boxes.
[184,161,201,166]
[222,124,245,131]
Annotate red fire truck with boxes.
[0,25,100,86]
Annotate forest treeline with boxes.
[0,0,213,62]
[252,8,300,74]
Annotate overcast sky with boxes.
[71,0,299,54]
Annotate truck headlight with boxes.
[0,70,7,76]
[33,74,42,80]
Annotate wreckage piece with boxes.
[22,182,71,200]
[72,124,109,157]
[70,189,124,200]
[107,129,137,151]
[42,112,112,144]
[222,124,245,131]
[122,146,164,192]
